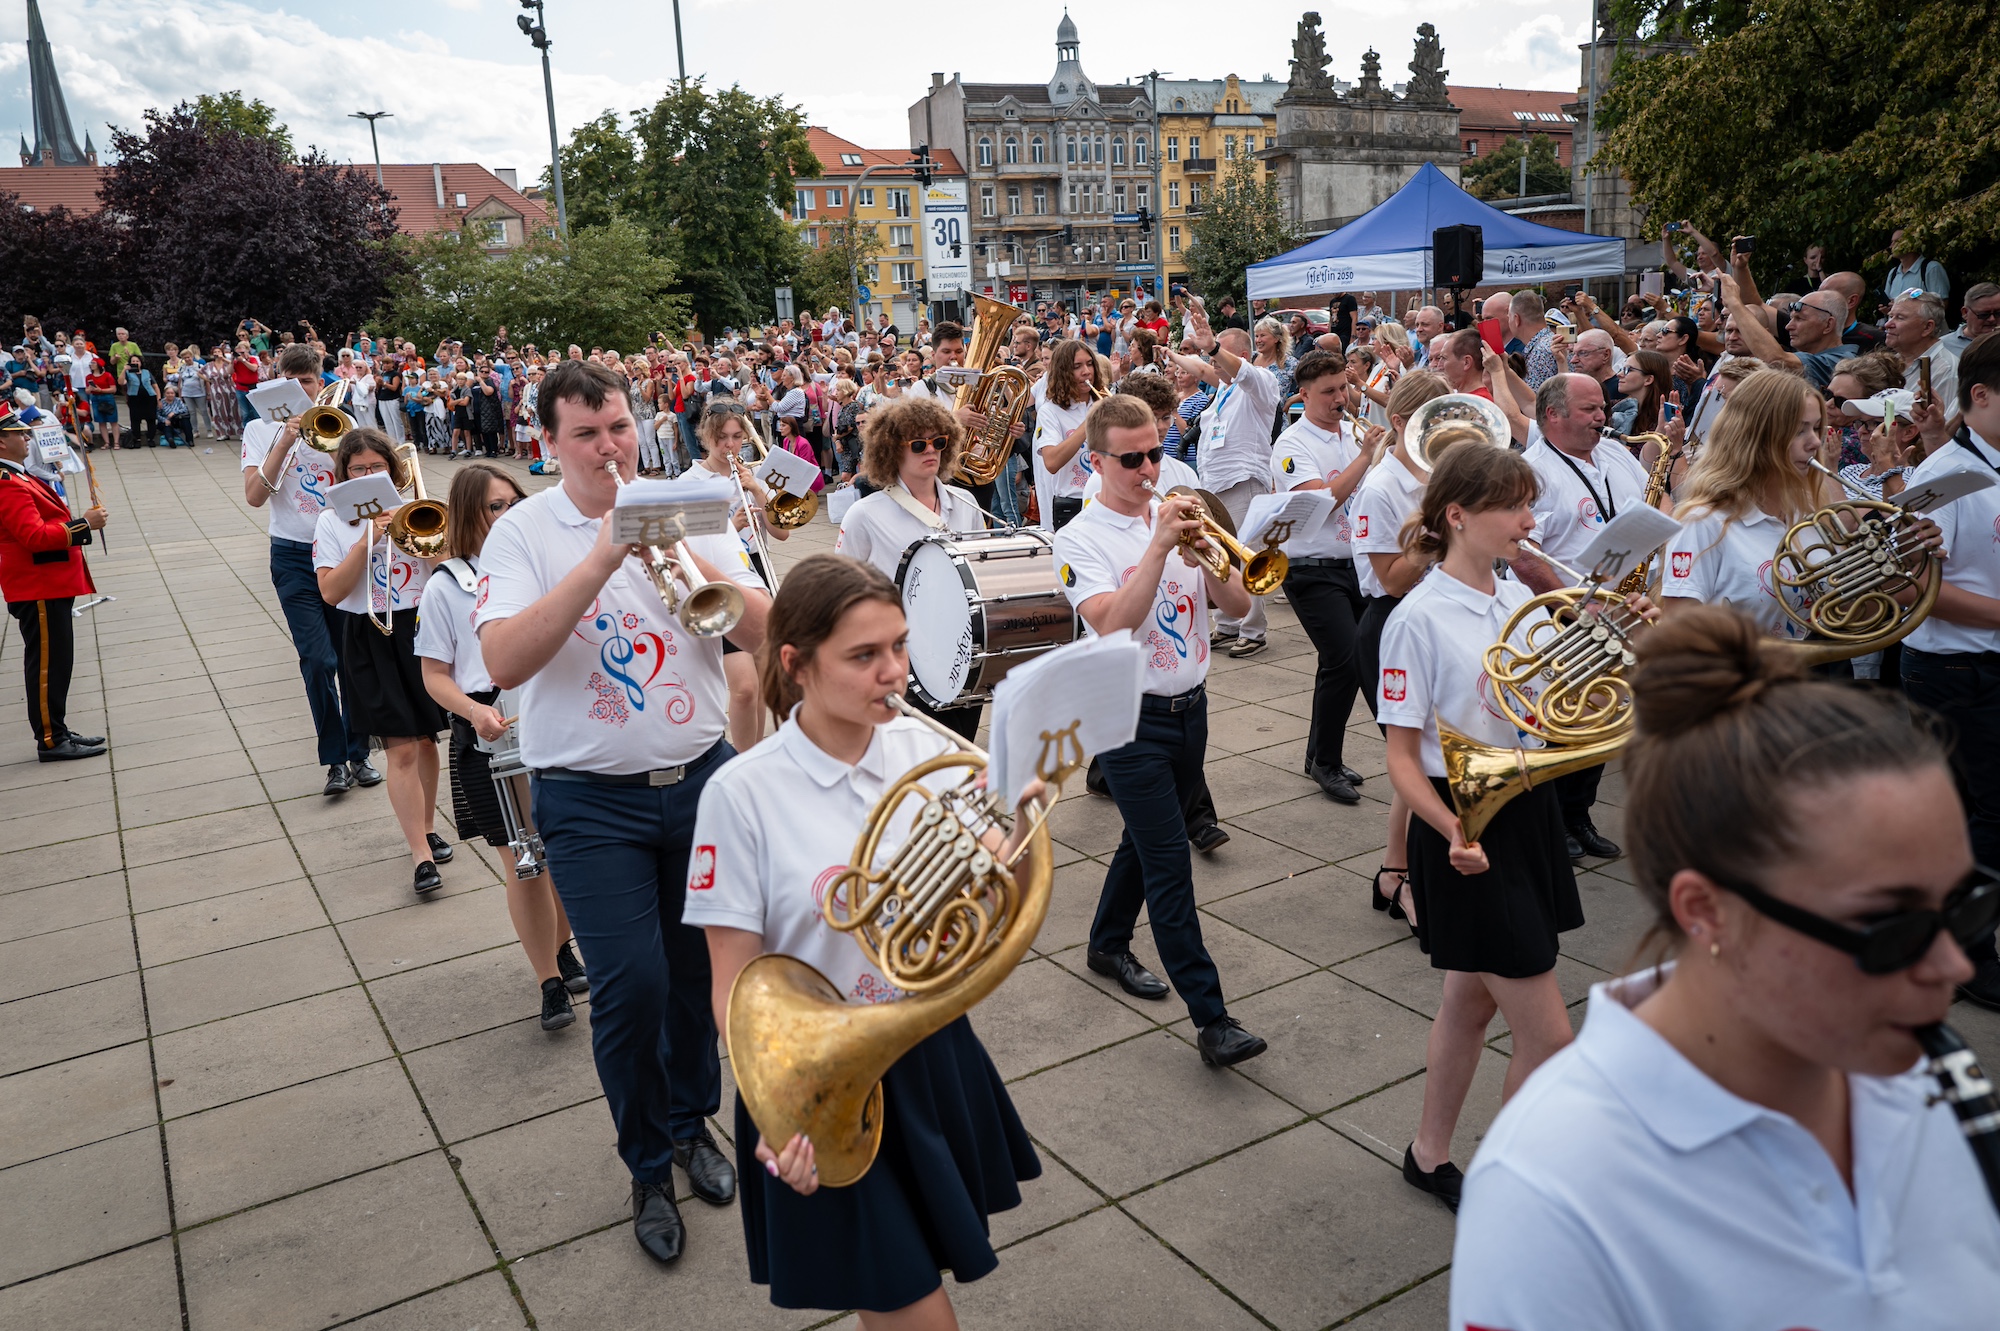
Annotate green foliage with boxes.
[1601,0,2000,295]
[1463,134,1570,201]
[544,110,639,232]
[1607,0,1753,42]
[793,219,883,320]
[1185,156,1298,307]
[190,91,293,161]
[381,216,686,354]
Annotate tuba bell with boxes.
[952,293,1034,486]
[1773,460,1940,667]
[1401,393,1513,473]
[726,694,1055,1186]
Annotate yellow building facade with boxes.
[1154,74,1284,284]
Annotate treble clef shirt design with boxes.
[240,417,335,543]
[310,508,433,617]
[571,598,693,728]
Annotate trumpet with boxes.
[293,380,355,453]
[603,460,746,638]
[1139,479,1287,593]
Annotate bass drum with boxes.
[898,529,1080,709]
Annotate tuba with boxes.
[1773,460,1940,667]
[295,380,356,453]
[952,293,1034,486]
[726,694,1057,1185]
[1402,393,1513,473]
[1139,479,1287,593]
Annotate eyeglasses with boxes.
[486,497,524,515]
[907,436,951,454]
[1107,445,1165,469]
[1706,864,2000,975]
[1966,304,2000,326]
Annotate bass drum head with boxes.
[899,538,976,708]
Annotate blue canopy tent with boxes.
[1246,163,1624,301]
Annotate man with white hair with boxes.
[1568,328,1622,406]
[1411,306,1446,365]
[1941,282,2000,359]
[1886,292,1960,410]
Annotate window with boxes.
[887,188,910,217]
[979,185,995,217]
[1137,184,1149,211]
[1111,137,1125,166]
[486,220,509,246]
[1173,97,1186,110]
[1136,136,1148,166]
[1189,182,1202,208]
[1227,98,1238,113]
[1036,238,1049,265]
[1265,135,1274,149]
[1189,136,1202,159]
[977,136,993,166]
[1168,181,1180,208]
[1004,137,1019,163]
[1169,226,1181,253]
[1138,236,1150,262]
[1067,137,1077,163]
[791,190,813,221]
[857,188,874,207]
[1010,240,1023,265]
[1095,185,1106,213]
[891,261,914,290]
[1033,184,1048,214]
[867,263,880,283]
[1006,185,1021,215]
[1224,135,1236,161]
[1094,136,1104,163]
[807,226,820,247]
[1466,140,1479,157]
[839,153,863,166]
[1116,238,1128,262]
[1113,184,1126,211]
[890,224,913,249]
[1031,135,1046,163]
[824,187,842,207]
[1166,136,1179,162]
[1067,183,1078,212]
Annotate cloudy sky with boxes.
[5,0,1589,175]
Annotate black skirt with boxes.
[339,607,447,741]
[1407,776,1583,978]
[734,1015,1040,1313]
[447,690,509,847]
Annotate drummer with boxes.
[835,396,987,740]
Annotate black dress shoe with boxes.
[37,737,105,762]
[1189,822,1231,853]
[673,1128,738,1205]
[557,938,589,995]
[1338,764,1364,785]
[1570,821,1621,859]
[1306,761,1362,805]
[64,732,104,747]
[348,759,384,787]
[1197,1015,1268,1067]
[539,977,575,1031]
[1402,1144,1463,1213]
[1086,949,1170,1000]
[426,832,455,864]
[1565,833,1585,865]
[413,860,443,894]
[1958,957,2000,1012]
[631,1180,685,1262]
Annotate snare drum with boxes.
[898,529,1080,709]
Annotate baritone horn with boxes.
[1773,459,1941,666]
[1401,392,1513,473]
[726,693,1056,1186]
[1139,480,1287,593]
[952,293,1033,486]
[739,420,818,530]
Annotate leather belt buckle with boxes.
[647,765,688,787]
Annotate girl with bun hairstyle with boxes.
[1377,443,1656,1211]
[1451,603,2000,1329]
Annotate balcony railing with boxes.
[1181,158,1218,174]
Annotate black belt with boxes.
[1287,555,1353,568]
[1142,684,1206,714]
[1906,647,2000,666]
[537,738,727,787]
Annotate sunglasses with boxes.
[1107,445,1165,469]
[1708,865,2000,975]
[907,436,951,454]
[705,402,747,417]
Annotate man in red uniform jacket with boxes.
[0,404,106,759]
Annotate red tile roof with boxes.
[804,128,963,180]
[0,164,108,214]
[1448,85,1578,163]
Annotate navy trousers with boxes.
[532,741,730,1184]
[1091,690,1227,1028]
[1903,649,2000,964]
[268,538,369,766]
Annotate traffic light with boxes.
[914,280,928,303]
[1135,207,1152,231]
[911,142,933,187]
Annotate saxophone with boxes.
[1614,431,1676,597]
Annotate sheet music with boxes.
[990,632,1143,806]
[611,474,735,543]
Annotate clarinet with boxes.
[1916,1022,2000,1213]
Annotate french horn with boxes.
[1773,460,1940,666]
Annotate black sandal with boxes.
[1372,866,1408,918]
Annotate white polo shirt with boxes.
[1271,417,1360,560]
[1349,453,1426,598]
[413,561,493,696]
[834,484,985,580]
[1903,429,2000,656]
[683,712,956,1005]
[472,483,766,774]
[1905,342,1959,420]
[310,510,434,618]
[1081,453,1200,508]
[1031,379,1094,523]
[1197,359,1283,494]
[242,421,336,544]
[1524,438,1653,567]
[1661,506,1809,640]
[1054,496,1212,697]
[1377,568,1546,778]
[1452,966,2000,1331]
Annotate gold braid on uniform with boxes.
[63,517,92,546]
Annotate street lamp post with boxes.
[348,111,391,187]
[517,0,568,235]
[671,0,687,82]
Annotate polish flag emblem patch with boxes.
[1381,668,1407,702]
[1671,551,1693,579]
[690,845,717,891]
[1355,514,1370,538]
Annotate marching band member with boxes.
[691,553,1042,1326]
[837,396,987,741]
[477,360,771,1268]
[692,402,790,754]
[1452,604,2000,1328]
[1378,443,1612,1211]
[1513,373,1655,863]
[1032,339,1104,530]
[1661,369,1835,642]
[1053,393,1268,1067]
[244,344,379,795]
[1349,370,1451,923]
[416,462,587,1032]
[0,402,104,760]
[311,429,447,893]
[1271,350,1374,804]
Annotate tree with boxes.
[1463,134,1569,202]
[1601,0,2000,293]
[793,219,882,320]
[1184,155,1298,307]
[99,102,401,345]
[544,110,640,233]
[0,198,127,342]
[190,91,294,161]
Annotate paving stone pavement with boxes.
[3,443,1996,1331]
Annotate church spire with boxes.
[24,0,91,166]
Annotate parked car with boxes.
[1270,307,1333,335]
